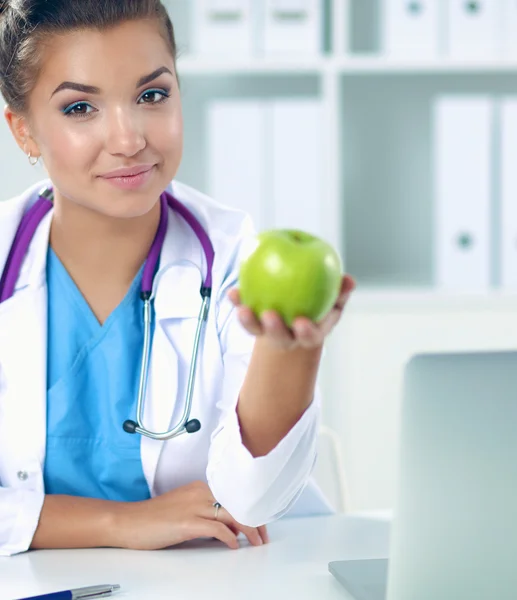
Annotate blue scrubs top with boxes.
[43,248,151,501]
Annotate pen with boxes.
[16,584,121,600]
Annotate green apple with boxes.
[238,229,343,327]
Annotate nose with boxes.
[105,106,146,156]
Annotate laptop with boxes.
[329,350,517,600]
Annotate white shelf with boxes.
[177,56,517,76]
[335,57,517,74]
[176,56,328,75]
[171,0,517,307]
[348,288,517,312]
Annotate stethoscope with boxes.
[0,185,215,441]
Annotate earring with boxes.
[27,152,40,166]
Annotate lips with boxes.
[100,164,156,191]
[101,165,154,179]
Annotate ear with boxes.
[4,105,40,159]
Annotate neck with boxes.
[49,195,161,289]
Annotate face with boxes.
[5,19,183,220]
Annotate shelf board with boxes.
[347,288,517,312]
[177,56,327,75]
[176,55,517,76]
[335,56,517,74]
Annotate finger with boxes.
[234,523,264,547]
[291,317,325,349]
[227,288,241,307]
[335,293,351,312]
[261,310,296,347]
[258,525,269,544]
[208,509,241,539]
[318,310,345,340]
[237,306,264,336]
[336,285,354,312]
[189,519,240,550]
[212,513,240,537]
[342,274,356,295]
[310,276,355,337]
[207,506,264,547]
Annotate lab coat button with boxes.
[17,471,29,481]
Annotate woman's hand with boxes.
[111,481,268,551]
[228,274,355,351]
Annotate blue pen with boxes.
[16,584,121,600]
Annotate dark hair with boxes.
[0,0,177,114]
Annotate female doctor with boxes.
[0,0,355,557]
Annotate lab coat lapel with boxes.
[140,207,206,494]
[0,212,51,472]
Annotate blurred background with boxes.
[4,0,517,514]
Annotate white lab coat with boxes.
[0,179,332,557]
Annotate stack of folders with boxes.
[381,0,517,59]
[433,95,517,292]
[191,0,323,58]
[206,99,325,238]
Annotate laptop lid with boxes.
[387,350,517,600]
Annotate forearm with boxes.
[31,494,121,550]
[237,337,322,458]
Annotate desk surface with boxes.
[0,512,391,600]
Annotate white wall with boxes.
[319,294,517,512]
[0,111,47,200]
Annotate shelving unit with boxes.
[167,0,517,511]
[177,56,517,76]
[334,58,517,73]
[170,0,517,300]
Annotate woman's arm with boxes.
[237,340,322,458]
[233,275,355,458]
[30,494,117,550]
[30,483,267,551]
[205,275,355,527]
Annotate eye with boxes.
[62,102,95,118]
[138,89,170,105]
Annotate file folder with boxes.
[499,97,517,289]
[380,0,443,59]
[446,0,500,59]
[269,99,324,238]
[207,101,268,231]
[433,96,493,291]
[191,0,256,57]
[502,0,517,58]
[262,0,322,56]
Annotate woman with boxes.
[0,0,355,557]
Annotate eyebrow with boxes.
[50,66,174,98]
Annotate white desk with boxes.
[0,513,391,600]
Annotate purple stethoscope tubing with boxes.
[0,185,215,440]
[0,188,54,303]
